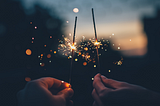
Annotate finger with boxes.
[57,88,74,100]
[67,100,73,106]
[35,77,70,89]
[101,75,128,89]
[92,101,98,106]
[93,73,111,94]
[92,89,105,106]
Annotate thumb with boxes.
[57,88,74,100]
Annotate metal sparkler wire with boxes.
[92,8,100,73]
[69,16,77,84]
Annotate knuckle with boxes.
[99,89,107,99]
[26,80,39,88]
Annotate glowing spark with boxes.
[50,36,52,38]
[71,45,76,50]
[94,41,100,46]
[109,70,111,72]
[73,8,79,13]
[75,58,78,61]
[61,81,64,83]
[94,65,96,67]
[30,22,32,24]
[32,37,34,40]
[44,45,46,47]
[41,54,43,57]
[92,78,94,80]
[112,33,114,36]
[35,26,37,29]
[54,51,56,54]
[118,47,120,49]
[26,49,32,55]
[83,62,87,66]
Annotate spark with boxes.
[35,26,37,29]
[26,49,32,55]
[118,47,120,49]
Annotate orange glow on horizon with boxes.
[25,77,31,82]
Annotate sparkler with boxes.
[92,8,100,72]
[69,16,77,84]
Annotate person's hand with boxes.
[92,73,160,106]
[17,77,74,106]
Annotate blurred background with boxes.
[0,0,160,106]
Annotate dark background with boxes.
[1,0,160,106]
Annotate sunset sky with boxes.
[21,0,160,56]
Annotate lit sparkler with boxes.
[69,16,77,84]
[92,8,100,72]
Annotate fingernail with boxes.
[66,88,73,96]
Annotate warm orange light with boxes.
[71,46,75,50]
[25,77,31,82]
[65,83,71,88]
[83,62,87,66]
[44,45,46,47]
[41,54,43,57]
[79,52,81,55]
[94,41,100,46]
[54,51,56,54]
[50,50,52,52]
[47,54,51,58]
[84,47,88,51]
[30,22,32,24]
[26,49,32,55]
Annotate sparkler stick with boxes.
[69,16,77,84]
[92,8,100,72]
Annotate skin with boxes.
[17,77,74,106]
[92,73,160,106]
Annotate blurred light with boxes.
[26,49,32,55]
[54,51,56,54]
[40,63,45,67]
[92,78,94,80]
[130,39,131,41]
[109,70,111,72]
[112,33,114,36]
[47,54,51,58]
[30,22,32,24]
[84,47,88,51]
[50,36,52,38]
[35,26,37,29]
[94,65,96,67]
[118,47,120,49]
[66,21,69,23]
[41,54,43,56]
[61,81,64,83]
[75,58,78,61]
[69,33,71,36]
[50,50,52,52]
[49,60,51,63]
[32,37,34,40]
[31,41,33,43]
[44,45,46,47]
[73,8,79,13]
[83,62,87,66]
[25,77,31,82]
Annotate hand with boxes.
[92,73,160,106]
[17,77,74,106]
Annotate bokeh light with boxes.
[25,77,31,82]
[25,49,32,55]
[73,8,79,13]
